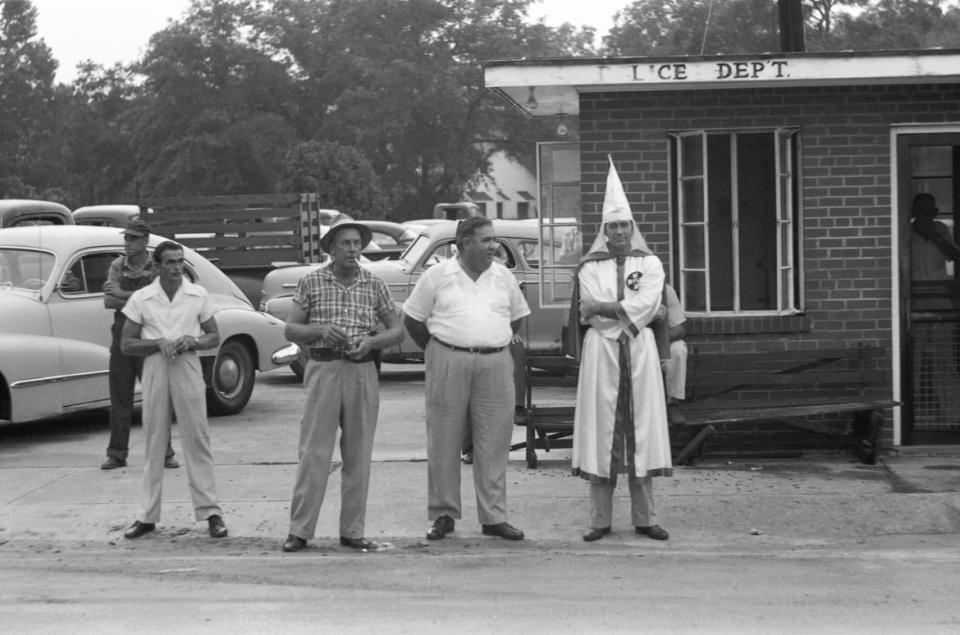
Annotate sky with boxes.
[31,0,629,84]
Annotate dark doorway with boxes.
[898,133,960,444]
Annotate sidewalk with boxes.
[2,445,959,552]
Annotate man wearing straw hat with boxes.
[280,216,403,553]
[571,158,673,543]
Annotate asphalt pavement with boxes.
[1,386,959,551]
[2,367,960,634]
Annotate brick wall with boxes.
[577,82,960,450]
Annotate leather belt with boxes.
[433,338,505,355]
[309,348,375,363]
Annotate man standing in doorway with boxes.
[403,216,531,542]
[909,192,960,424]
[280,218,403,553]
[572,159,673,543]
[121,241,227,539]
[101,215,177,471]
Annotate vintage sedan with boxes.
[0,225,297,424]
[260,219,581,376]
[72,204,141,227]
[0,199,74,228]
[358,219,424,261]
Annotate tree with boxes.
[839,0,960,50]
[57,62,140,205]
[604,0,780,56]
[602,0,960,55]
[0,0,59,196]
[127,0,299,197]
[260,0,597,218]
[281,140,386,217]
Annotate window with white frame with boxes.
[537,142,584,306]
[670,129,800,315]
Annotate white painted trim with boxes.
[485,51,960,116]
[889,128,903,447]
[486,52,960,90]
[888,122,960,447]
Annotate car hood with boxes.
[0,292,48,336]
[211,293,255,313]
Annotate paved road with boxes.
[2,365,959,634]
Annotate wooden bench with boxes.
[513,345,897,469]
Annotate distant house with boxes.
[485,48,960,451]
[464,150,538,220]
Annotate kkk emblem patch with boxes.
[625,271,643,290]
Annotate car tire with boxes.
[206,339,255,416]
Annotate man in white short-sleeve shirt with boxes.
[403,217,530,542]
[120,241,227,540]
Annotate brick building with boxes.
[485,49,960,452]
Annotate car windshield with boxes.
[0,248,56,291]
[399,234,432,267]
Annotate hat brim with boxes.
[320,222,373,252]
[121,229,148,237]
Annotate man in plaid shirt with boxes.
[281,218,403,553]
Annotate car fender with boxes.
[208,307,289,371]
[0,333,111,423]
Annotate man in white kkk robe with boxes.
[571,158,673,543]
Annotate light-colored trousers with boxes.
[664,339,688,401]
[589,477,655,529]
[289,359,379,540]
[139,352,221,524]
[425,340,514,525]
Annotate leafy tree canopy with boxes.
[3,0,960,212]
[281,140,387,217]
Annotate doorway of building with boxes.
[897,132,960,444]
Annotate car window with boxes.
[518,241,541,269]
[422,241,458,268]
[60,252,121,295]
[419,240,516,270]
[371,231,399,248]
[0,248,56,290]
[494,241,516,269]
[517,237,574,270]
[10,214,69,227]
[400,234,432,267]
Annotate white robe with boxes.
[572,254,673,482]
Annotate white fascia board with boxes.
[485,51,960,115]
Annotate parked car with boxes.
[433,201,481,220]
[260,219,579,377]
[0,200,74,228]
[357,220,423,261]
[0,225,298,424]
[72,204,142,227]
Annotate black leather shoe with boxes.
[282,534,307,552]
[165,456,180,469]
[583,526,611,542]
[427,514,455,540]
[124,521,155,539]
[636,525,669,540]
[461,450,473,465]
[481,522,524,541]
[101,457,126,470]
[208,515,228,538]
[340,536,375,550]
